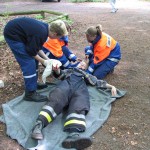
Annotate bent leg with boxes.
[37,80,70,127]
[93,60,118,79]
[31,80,70,139]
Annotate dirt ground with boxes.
[0,0,150,150]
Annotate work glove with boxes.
[42,59,62,83]
[43,60,52,67]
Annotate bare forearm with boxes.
[106,83,117,96]
[38,50,49,60]
[34,55,45,65]
[106,83,114,89]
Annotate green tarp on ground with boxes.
[0,81,126,150]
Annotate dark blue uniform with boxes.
[4,17,48,92]
[38,68,107,132]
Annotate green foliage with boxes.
[0,17,8,37]
[62,18,73,25]
[0,36,4,41]
[0,10,69,44]
[35,14,44,20]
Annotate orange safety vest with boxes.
[93,32,117,64]
[43,37,66,57]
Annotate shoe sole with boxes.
[23,98,48,102]
[31,133,44,140]
[62,137,92,149]
[37,85,48,90]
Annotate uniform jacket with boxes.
[85,32,121,74]
[43,36,68,57]
[4,17,48,56]
[43,36,77,68]
[54,68,107,88]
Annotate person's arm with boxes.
[85,45,93,59]
[105,83,117,96]
[34,54,45,65]
[34,54,59,67]
[96,79,117,96]
[86,62,96,74]
[38,50,49,60]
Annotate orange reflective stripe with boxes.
[43,38,63,57]
[93,32,117,64]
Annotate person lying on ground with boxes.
[31,61,117,149]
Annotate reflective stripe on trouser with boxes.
[38,75,90,129]
[4,38,38,91]
[38,105,57,127]
[64,113,86,132]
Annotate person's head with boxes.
[48,20,68,39]
[85,24,102,43]
[77,61,88,70]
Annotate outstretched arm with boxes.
[106,83,117,96]
[96,79,117,96]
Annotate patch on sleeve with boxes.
[106,35,111,47]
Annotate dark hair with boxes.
[85,24,102,37]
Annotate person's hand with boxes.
[42,60,53,83]
[42,59,62,83]
[43,59,52,67]
[85,55,89,60]
[43,59,62,68]
[51,59,62,70]
[76,58,82,62]
[111,86,117,96]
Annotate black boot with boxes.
[37,82,48,90]
[31,120,44,140]
[62,132,92,149]
[24,91,48,102]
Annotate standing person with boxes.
[42,21,80,69]
[31,62,117,149]
[110,0,118,13]
[3,17,68,102]
[84,24,121,79]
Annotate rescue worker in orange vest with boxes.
[42,21,79,69]
[84,24,121,79]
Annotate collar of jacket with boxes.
[92,35,101,46]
